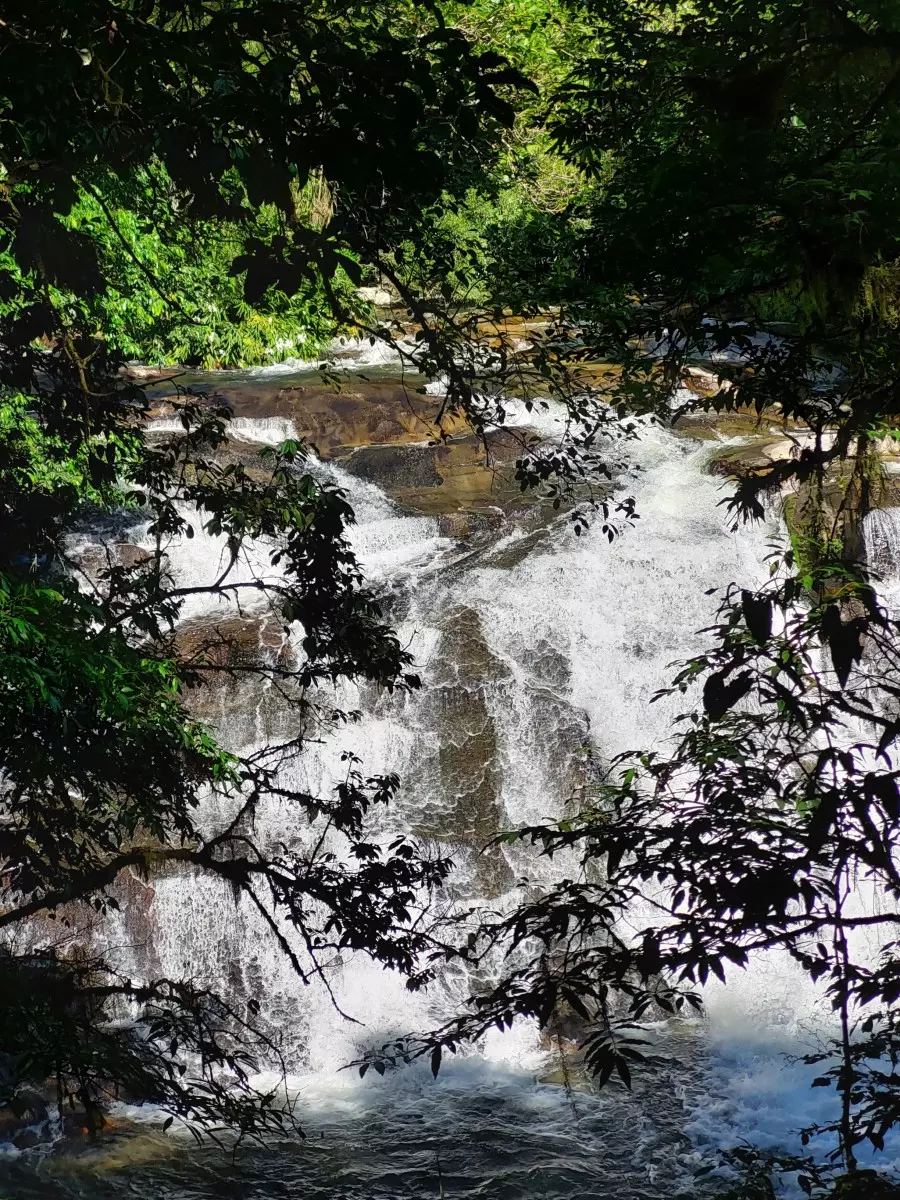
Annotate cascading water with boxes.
[864,507,900,612]
[11,383,900,1198]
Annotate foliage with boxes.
[63,176,346,368]
[0,0,535,1138]
[370,0,595,311]
[10,0,900,1183]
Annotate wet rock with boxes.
[407,607,510,880]
[705,434,802,478]
[436,509,506,541]
[681,366,725,396]
[198,437,274,482]
[347,443,443,489]
[110,870,160,981]
[153,378,474,459]
[12,1128,45,1150]
[344,430,529,518]
[428,607,509,848]
[72,541,153,583]
[356,286,394,307]
[674,410,774,441]
[172,614,296,729]
[0,1090,51,1150]
[175,613,289,672]
[120,365,181,384]
[11,1091,49,1125]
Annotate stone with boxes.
[71,541,153,583]
[146,376,473,459]
[343,429,530,517]
[172,614,296,727]
[674,410,773,441]
[119,364,181,383]
[356,286,394,307]
[705,434,802,478]
[12,1128,44,1150]
[347,443,443,489]
[9,1090,49,1124]
[681,365,734,396]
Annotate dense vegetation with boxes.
[5,0,900,1197]
[0,0,532,1140]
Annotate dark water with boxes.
[0,1041,713,1200]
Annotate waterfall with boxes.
[25,409,900,1197]
[864,507,900,607]
[104,425,777,1127]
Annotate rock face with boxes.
[356,286,394,307]
[343,428,528,517]
[150,376,472,458]
[705,432,806,478]
[173,613,296,734]
[698,413,900,570]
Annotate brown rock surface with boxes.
[150,377,472,458]
[344,429,527,515]
[705,434,800,478]
[170,613,302,739]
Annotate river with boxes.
[4,352,897,1198]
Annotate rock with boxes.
[356,286,394,307]
[171,613,299,735]
[682,365,733,396]
[3,1094,49,1128]
[144,376,457,456]
[12,1128,45,1150]
[436,509,505,541]
[706,434,804,478]
[72,541,153,583]
[343,429,529,517]
[674,410,773,440]
[0,1090,51,1150]
[425,607,509,844]
[347,443,443,489]
[174,613,290,673]
[832,1171,900,1197]
[220,379,473,458]
[172,614,292,705]
[120,364,181,383]
[9,1090,49,1124]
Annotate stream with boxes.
[5,352,900,1198]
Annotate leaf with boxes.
[334,253,363,285]
[431,1045,442,1079]
[703,669,752,720]
[741,590,772,644]
[820,605,865,688]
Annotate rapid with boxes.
[5,352,898,1199]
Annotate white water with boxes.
[864,507,900,613]
[40,412,900,1195]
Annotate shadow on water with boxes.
[0,1028,717,1200]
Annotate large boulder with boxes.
[149,377,472,458]
[343,429,530,517]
